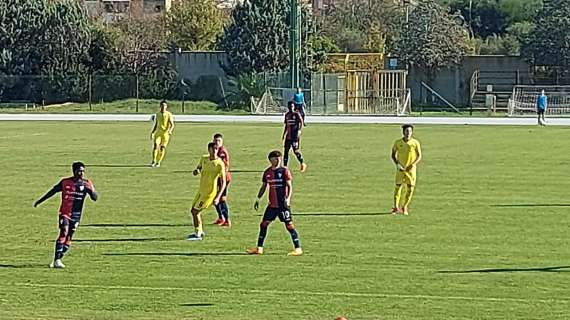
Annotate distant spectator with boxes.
[537,90,547,126]
[292,87,306,125]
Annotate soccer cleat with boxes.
[300,163,308,173]
[287,248,303,256]
[212,218,225,225]
[155,163,161,168]
[402,208,409,216]
[391,207,399,215]
[246,247,263,255]
[221,220,231,228]
[50,259,65,269]
[149,162,156,167]
[186,233,204,241]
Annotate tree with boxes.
[392,0,469,79]
[522,0,570,67]
[221,0,290,76]
[317,0,400,53]
[165,0,225,51]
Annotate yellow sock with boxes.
[393,185,404,208]
[157,146,166,163]
[402,185,415,208]
[193,212,203,235]
[152,146,159,163]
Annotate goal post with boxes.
[508,85,570,116]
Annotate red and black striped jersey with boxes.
[284,111,303,140]
[217,145,232,182]
[53,177,96,218]
[262,167,292,208]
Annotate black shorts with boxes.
[263,207,293,224]
[284,139,300,151]
[537,108,545,115]
[217,178,230,197]
[294,104,305,116]
[59,212,81,232]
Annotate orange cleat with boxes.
[221,220,232,228]
[391,207,399,215]
[287,248,303,256]
[300,163,308,173]
[402,207,409,215]
[246,247,263,255]
[212,218,225,225]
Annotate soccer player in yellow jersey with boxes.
[150,100,174,167]
[187,142,226,240]
[391,124,422,215]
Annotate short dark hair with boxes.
[268,150,282,159]
[287,100,294,109]
[402,124,414,131]
[207,142,216,150]
[213,133,223,139]
[160,100,167,105]
[72,161,85,172]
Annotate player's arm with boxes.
[254,182,267,211]
[213,168,226,205]
[282,118,287,140]
[193,158,203,176]
[391,146,404,171]
[150,118,157,139]
[297,112,304,133]
[167,115,174,135]
[85,182,99,202]
[409,143,422,168]
[285,179,292,208]
[34,182,62,207]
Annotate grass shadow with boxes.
[82,223,190,228]
[0,263,47,269]
[438,265,570,274]
[74,237,180,243]
[103,252,249,257]
[256,212,392,217]
[491,204,570,207]
[180,303,214,307]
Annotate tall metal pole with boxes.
[290,0,301,88]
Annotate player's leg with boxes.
[156,135,170,166]
[283,140,292,166]
[393,171,404,213]
[537,110,543,125]
[247,208,277,254]
[52,216,70,268]
[280,209,302,256]
[213,178,225,225]
[188,194,207,240]
[292,141,307,172]
[151,140,160,166]
[62,214,81,257]
[541,110,547,125]
[401,172,416,215]
[219,183,231,227]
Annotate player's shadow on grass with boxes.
[173,169,262,174]
[56,164,149,168]
[256,212,391,217]
[103,252,248,257]
[82,223,190,228]
[0,263,47,269]
[491,204,570,207]
[438,265,570,274]
[74,237,180,243]
[180,303,214,307]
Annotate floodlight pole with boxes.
[289,0,301,88]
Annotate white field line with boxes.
[1,114,570,126]
[11,282,569,304]
[0,133,45,139]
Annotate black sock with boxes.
[54,241,64,260]
[287,227,301,249]
[295,152,304,164]
[214,204,223,220]
[257,222,269,247]
[221,202,230,221]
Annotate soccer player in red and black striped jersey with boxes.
[213,133,232,227]
[247,150,303,256]
[34,162,98,268]
[283,101,307,173]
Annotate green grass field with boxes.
[0,121,569,320]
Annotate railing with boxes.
[470,69,480,107]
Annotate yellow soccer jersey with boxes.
[154,111,173,135]
[197,155,225,197]
[392,138,421,168]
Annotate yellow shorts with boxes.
[395,170,417,186]
[191,192,216,211]
[154,133,170,147]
